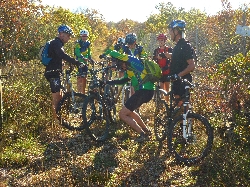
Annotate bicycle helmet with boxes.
[117,37,125,44]
[80,29,89,36]
[157,33,167,40]
[125,33,137,45]
[168,20,186,31]
[58,24,74,35]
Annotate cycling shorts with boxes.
[125,89,154,111]
[77,65,88,77]
[48,78,61,93]
[159,74,170,83]
[172,74,192,97]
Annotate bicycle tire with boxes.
[167,113,214,165]
[104,84,117,123]
[56,92,86,131]
[82,93,111,142]
[154,89,170,141]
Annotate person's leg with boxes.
[121,90,154,135]
[82,77,86,94]
[49,77,62,120]
[173,79,184,107]
[163,81,170,102]
[119,106,144,134]
[52,91,62,119]
[77,77,84,94]
[77,66,87,94]
[129,111,150,132]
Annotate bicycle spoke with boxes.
[168,113,213,165]
[82,94,110,142]
[56,92,86,131]
[154,95,169,141]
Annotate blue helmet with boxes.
[125,33,137,45]
[168,20,186,31]
[58,24,74,35]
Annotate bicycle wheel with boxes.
[154,89,170,141]
[82,93,111,142]
[167,113,214,165]
[104,84,117,123]
[56,92,86,131]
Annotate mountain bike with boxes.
[154,75,214,165]
[56,65,86,131]
[81,59,136,142]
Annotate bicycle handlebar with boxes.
[167,74,194,88]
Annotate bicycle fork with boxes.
[182,102,193,139]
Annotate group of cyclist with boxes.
[44,19,196,143]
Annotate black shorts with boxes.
[48,78,61,93]
[77,65,88,77]
[125,89,154,111]
[160,74,170,83]
[172,74,192,97]
[44,71,62,93]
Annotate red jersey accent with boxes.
[157,47,171,75]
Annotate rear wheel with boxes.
[167,113,214,165]
[154,89,170,141]
[104,84,117,123]
[82,93,111,142]
[56,92,86,131]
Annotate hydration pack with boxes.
[39,41,52,66]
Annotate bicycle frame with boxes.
[121,81,132,106]
[182,83,193,140]
[60,67,79,113]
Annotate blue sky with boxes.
[41,0,249,22]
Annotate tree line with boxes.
[0,0,249,65]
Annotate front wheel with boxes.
[167,113,214,165]
[56,92,86,131]
[82,93,111,142]
[154,89,170,141]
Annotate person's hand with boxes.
[159,52,167,58]
[99,54,106,59]
[157,54,162,60]
[78,63,85,68]
[173,74,181,81]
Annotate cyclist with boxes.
[74,29,92,94]
[113,37,126,77]
[99,37,125,78]
[153,33,173,102]
[122,33,148,113]
[122,33,147,60]
[167,20,195,106]
[44,24,83,120]
[105,50,154,143]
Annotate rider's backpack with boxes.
[109,50,162,84]
[39,41,52,66]
[142,59,162,84]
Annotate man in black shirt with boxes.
[44,24,83,120]
[166,20,195,106]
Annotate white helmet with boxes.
[117,37,125,44]
[80,29,89,36]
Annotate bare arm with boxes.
[178,59,195,77]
